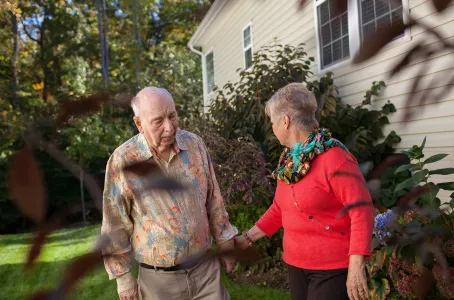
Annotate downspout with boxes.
[188,41,209,113]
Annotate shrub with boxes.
[368,138,454,299]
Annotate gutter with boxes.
[188,40,209,113]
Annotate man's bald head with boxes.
[131,87,174,117]
[131,87,179,153]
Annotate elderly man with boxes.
[101,87,238,300]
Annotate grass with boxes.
[0,225,290,300]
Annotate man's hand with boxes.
[347,255,369,300]
[119,285,139,300]
[219,239,236,273]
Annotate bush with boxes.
[368,138,454,299]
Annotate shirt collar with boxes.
[135,129,188,160]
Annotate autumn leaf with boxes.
[431,0,453,12]
[55,92,110,127]
[411,269,434,299]
[7,147,46,223]
[123,160,161,177]
[353,22,412,64]
[337,200,373,218]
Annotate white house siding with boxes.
[191,0,454,202]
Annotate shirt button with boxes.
[308,216,313,219]
[341,232,345,236]
[325,225,330,230]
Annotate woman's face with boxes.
[271,114,290,147]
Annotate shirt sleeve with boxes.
[199,137,239,244]
[255,199,283,237]
[101,155,136,293]
[329,157,374,256]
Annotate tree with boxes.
[95,0,110,88]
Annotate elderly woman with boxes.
[235,83,374,300]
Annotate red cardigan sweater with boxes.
[256,147,374,270]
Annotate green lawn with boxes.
[0,225,290,300]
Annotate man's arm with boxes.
[101,155,136,295]
[199,137,238,245]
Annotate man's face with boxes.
[133,90,179,151]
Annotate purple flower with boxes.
[373,209,396,245]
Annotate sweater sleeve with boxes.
[255,199,283,238]
[329,157,374,256]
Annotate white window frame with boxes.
[203,48,215,98]
[313,0,410,74]
[243,23,253,71]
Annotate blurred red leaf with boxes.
[27,290,55,300]
[7,147,46,223]
[370,154,408,178]
[353,22,412,64]
[431,0,453,12]
[123,161,161,177]
[24,205,77,270]
[61,250,107,293]
[115,93,134,107]
[55,92,110,127]
[411,269,434,298]
[297,0,307,9]
[337,200,373,217]
[390,43,423,77]
[397,186,432,210]
[331,0,348,17]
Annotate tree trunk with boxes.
[10,11,18,107]
[132,0,142,90]
[95,0,110,88]
[79,156,87,223]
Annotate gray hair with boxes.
[265,83,319,131]
[131,87,173,116]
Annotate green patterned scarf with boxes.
[272,128,348,184]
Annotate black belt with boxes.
[139,259,199,271]
[139,263,182,271]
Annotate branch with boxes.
[20,17,39,43]
[411,16,454,50]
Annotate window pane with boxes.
[318,0,350,68]
[332,39,342,62]
[245,48,253,69]
[392,9,403,26]
[376,14,391,27]
[321,23,331,46]
[361,0,374,24]
[319,1,330,24]
[206,52,215,92]
[359,0,403,41]
[342,36,350,57]
[341,12,348,35]
[375,0,390,16]
[322,45,332,67]
[243,26,251,48]
[331,17,341,41]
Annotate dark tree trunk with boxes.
[10,11,18,107]
[95,0,109,88]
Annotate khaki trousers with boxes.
[138,256,230,300]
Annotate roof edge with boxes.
[188,0,228,48]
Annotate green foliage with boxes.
[368,138,454,299]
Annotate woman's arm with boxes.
[234,198,283,249]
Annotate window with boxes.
[316,0,350,69]
[314,0,408,71]
[359,0,404,41]
[205,51,215,93]
[243,24,253,70]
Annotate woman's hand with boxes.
[233,235,250,250]
[347,255,369,300]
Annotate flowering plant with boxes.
[367,138,454,300]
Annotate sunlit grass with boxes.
[0,225,290,300]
